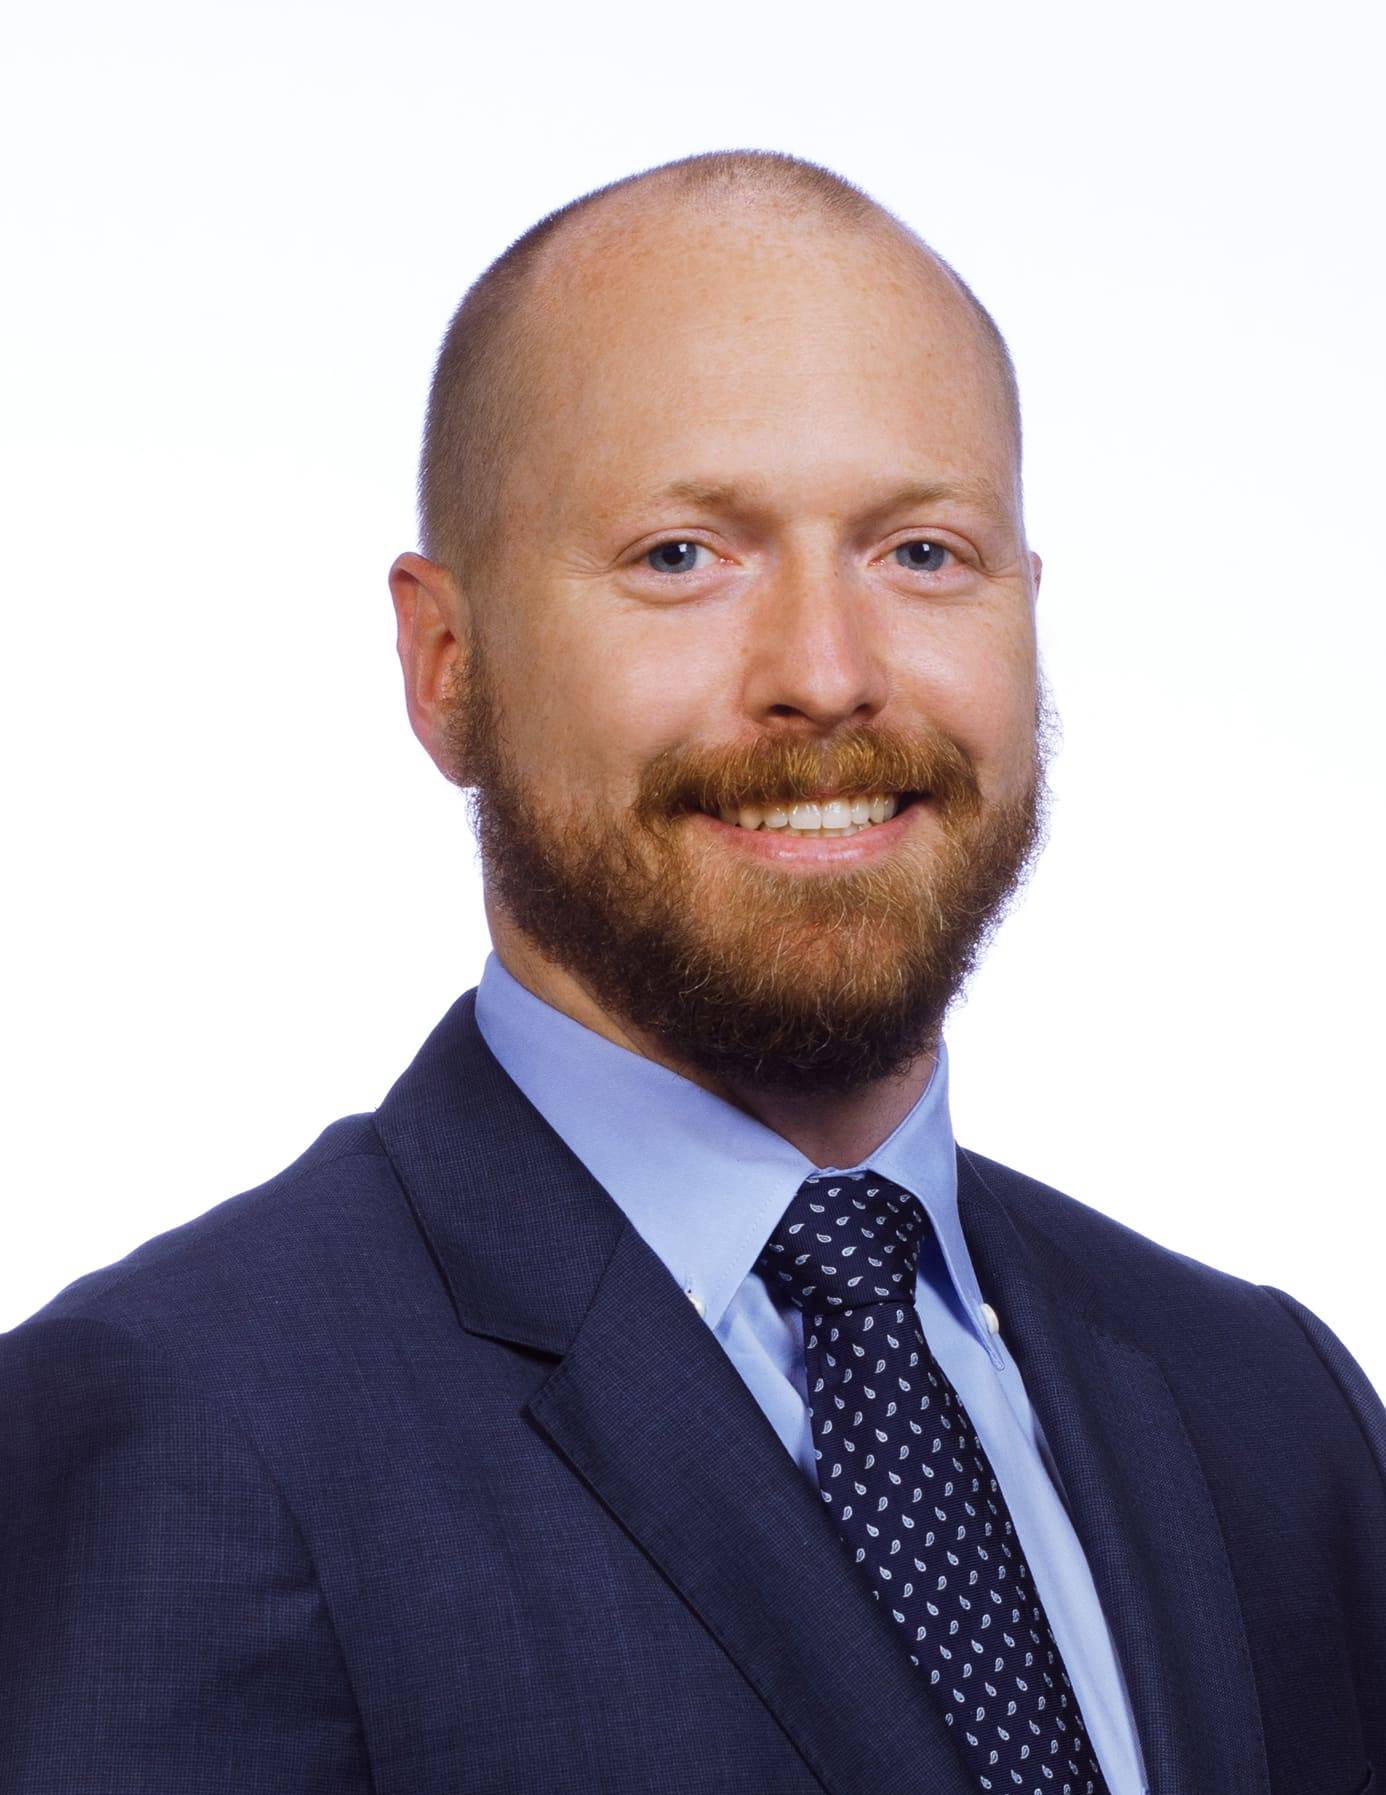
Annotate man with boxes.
[2,149,1382,1795]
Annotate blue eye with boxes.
[893,539,950,574]
[644,540,711,575]
[639,537,952,578]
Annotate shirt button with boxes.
[980,1301,1001,1336]
[686,1289,706,1317]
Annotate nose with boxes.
[741,557,890,735]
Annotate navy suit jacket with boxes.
[3,988,1384,1794]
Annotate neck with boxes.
[486,905,936,1170]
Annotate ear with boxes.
[1029,549,1043,600]
[388,552,473,782]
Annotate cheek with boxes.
[493,606,729,803]
[905,611,1038,787]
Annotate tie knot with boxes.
[754,1170,926,1320]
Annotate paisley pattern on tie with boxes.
[755,1170,1110,1795]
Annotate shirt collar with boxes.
[473,950,997,1354]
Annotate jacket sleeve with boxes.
[1262,1285,1386,1492]
[0,1309,375,1793]
[1262,1283,1386,1765]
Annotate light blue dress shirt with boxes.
[475,949,1149,1795]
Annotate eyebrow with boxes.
[635,474,1013,524]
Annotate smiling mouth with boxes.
[697,790,928,839]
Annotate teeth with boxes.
[714,793,903,833]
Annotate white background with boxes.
[3,1,1382,1386]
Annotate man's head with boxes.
[391,149,1051,1097]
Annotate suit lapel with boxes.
[377,991,1268,1795]
[530,1215,989,1795]
[376,991,977,1795]
[957,1149,1271,1795]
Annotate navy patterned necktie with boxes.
[755,1169,1110,1795]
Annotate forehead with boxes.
[511,199,1017,524]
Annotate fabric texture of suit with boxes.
[2,986,1383,1794]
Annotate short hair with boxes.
[418,148,1021,590]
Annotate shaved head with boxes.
[418,149,1021,594]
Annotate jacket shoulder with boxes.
[961,1144,1386,1483]
[0,1115,381,1790]
[958,1143,1266,1301]
[3,1111,419,1364]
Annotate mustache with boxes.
[631,724,982,822]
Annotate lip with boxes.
[684,798,929,864]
